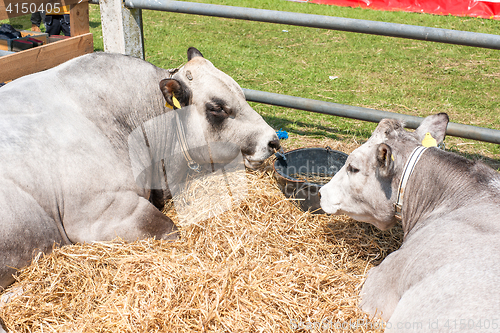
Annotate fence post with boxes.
[99,0,145,59]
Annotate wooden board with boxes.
[20,30,49,42]
[0,32,93,82]
[70,1,89,37]
[0,0,86,20]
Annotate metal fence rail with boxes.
[244,89,500,145]
[124,0,500,50]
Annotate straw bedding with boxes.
[0,142,403,333]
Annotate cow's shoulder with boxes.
[361,218,500,321]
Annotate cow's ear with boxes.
[187,47,204,61]
[377,143,394,178]
[159,79,190,109]
[415,113,449,146]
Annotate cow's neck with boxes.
[401,148,495,239]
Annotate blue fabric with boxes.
[276,129,289,140]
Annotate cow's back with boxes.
[362,206,500,331]
[0,53,173,286]
[1,52,169,135]
[0,52,170,197]
[0,54,160,218]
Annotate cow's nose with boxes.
[268,138,281,151]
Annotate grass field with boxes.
[4,1,499,164]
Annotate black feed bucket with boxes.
[273,147,348,214]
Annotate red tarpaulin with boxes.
[309,0,500,20]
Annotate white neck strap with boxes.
[394,146,428,221]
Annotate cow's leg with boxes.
[129,197,179,240]
[0,184,66,288]
[359,253,403,321]
[65,192,179,243]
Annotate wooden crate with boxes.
[0,0,93,83]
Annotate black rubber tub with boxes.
[273,147,348,214]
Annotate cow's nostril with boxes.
[268,138,281,150]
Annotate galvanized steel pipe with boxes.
[243,89,500,144]
[124,0,500,49]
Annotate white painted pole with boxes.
[99,0,145,59]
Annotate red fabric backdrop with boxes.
[309,0,500,20]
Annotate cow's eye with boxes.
[347,164,360,174]
[207,103,229,117]
[210,105,223,112]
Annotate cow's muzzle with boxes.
[243,158,266,169]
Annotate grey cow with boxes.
[0,48,279,289]
[320,114,500,332]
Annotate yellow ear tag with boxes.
[391,154,395,161]
[165,102,173,109]
[422,132,438,147]
[172,96,182,109]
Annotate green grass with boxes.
[3,1,500,162]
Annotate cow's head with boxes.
[159,47,280,169]
[319,113,449,230]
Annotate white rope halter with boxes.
[394,146,428,221]
[167,67,202,173]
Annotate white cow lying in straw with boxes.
[320,113,500,332]
[0,47,279,291]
